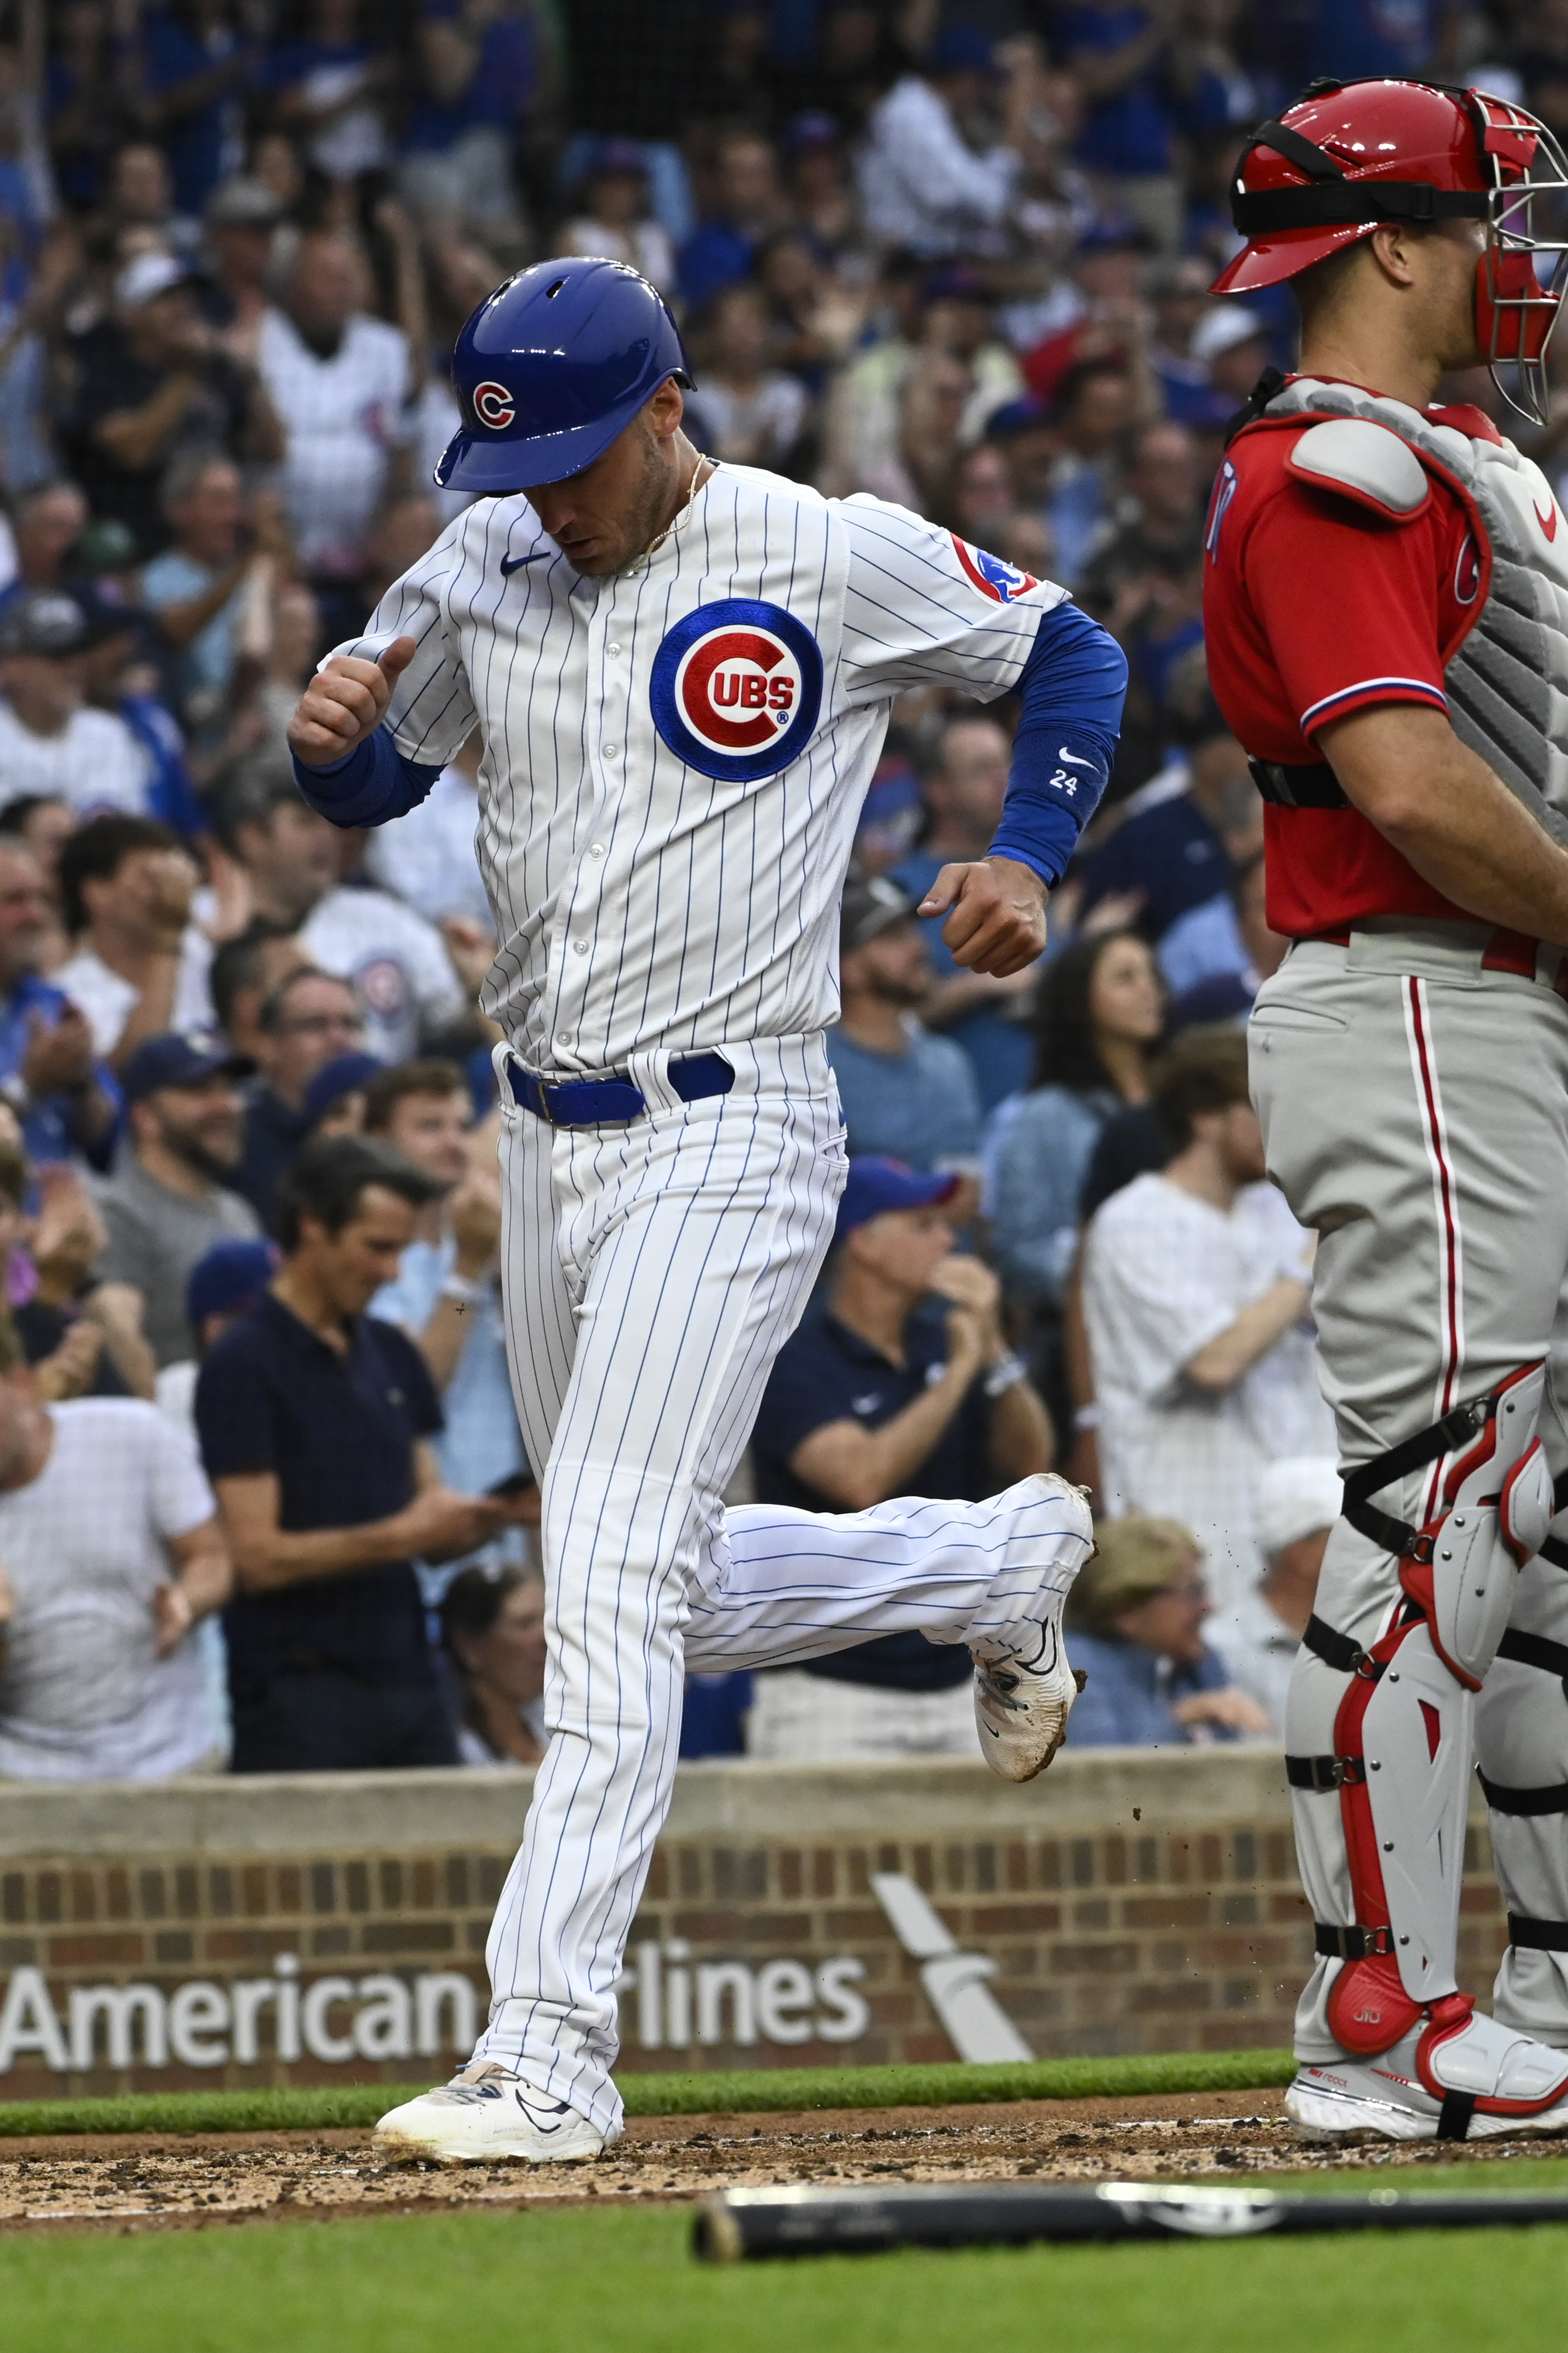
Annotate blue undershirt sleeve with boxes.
[291,726,445,830]
[986,602,1128,889]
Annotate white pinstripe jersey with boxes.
[330,464,1066,1074]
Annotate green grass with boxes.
[7,2163,1568,2353]
[0,2045,1294,2138]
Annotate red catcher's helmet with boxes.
[1213,78,1568,424]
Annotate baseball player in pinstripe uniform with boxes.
[286,258,1127,2165]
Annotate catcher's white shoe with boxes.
[972,1616,1087,1782]
[372,2062,611,2165]
[1287,2001,1568,2144]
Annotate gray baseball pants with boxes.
[1249,923,1568,2057]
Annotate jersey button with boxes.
[607,643,621,657]
[588,843,605,859]
[573,940,588,954]
[603,743,619,759]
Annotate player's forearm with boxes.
[796,1365,980,1511]
[408,1296,472,1391]
[987,1376,1054,1480]
[227,1513,414,1592]
[96,372,196,468]
[1185,1278,1310,1393]
[174,1539,233,1621]
[1321,706,1568,948]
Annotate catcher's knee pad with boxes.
[1343,1361,1553,1688]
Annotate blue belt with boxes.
[507,1051,734,1127]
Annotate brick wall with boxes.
[0,1756,1513,2100]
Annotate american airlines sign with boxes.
[0,1876,1029,2076]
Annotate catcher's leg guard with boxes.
[1295,1367,1554,2046]
[1478,1549,1568,2049]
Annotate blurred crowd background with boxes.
[0,0,1547,1785]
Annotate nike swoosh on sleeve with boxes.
[1057,748,1094,768]
[500,551,552,575]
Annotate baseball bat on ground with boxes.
[693,2180,1568,2261]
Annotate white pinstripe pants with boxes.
[475,1034,1092,2133]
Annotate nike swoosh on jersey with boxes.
[500,550,553,574]
[1057,747,1094,768]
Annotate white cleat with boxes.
[973,1616,1087,1782]
[1287,2005,1568,2144]
[372,2062,612,2165]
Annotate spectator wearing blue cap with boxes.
[828,877,982,1175]
[94,1032,263,1369]
[0,590,156,820]
[154,1233,281,1438]
[302,1049,385,1138]
[747,1154,1054,1760]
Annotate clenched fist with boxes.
[287,634,419,770]
[918,855,1048,977]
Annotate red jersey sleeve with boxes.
[1245,481,1455,739]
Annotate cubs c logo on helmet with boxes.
[650,600,824,782]
[472,381,516,430]
[951,534,1040,603]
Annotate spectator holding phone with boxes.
[195,1136,506,1771]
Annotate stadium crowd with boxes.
[0,0,1542,1780]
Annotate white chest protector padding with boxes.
[1289,418,1432,516]
[1260,377,1568,849]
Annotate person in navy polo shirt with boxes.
[195,1135,509,1772]
[747,1156,1056,1759]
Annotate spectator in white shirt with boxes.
[859,28,1021,258]
[54,815,212,1069]
[1083,1026,1333,1612]
[0,1378,232,1781]
[0,591,151,819]
[364,728,492,929]
[1207,1454,1339,1739]
[682,284,809,471]
[256,230,415,627]
[216,751,467,1065]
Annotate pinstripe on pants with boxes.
[478,1035,1093,2135]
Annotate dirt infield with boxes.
[0,2086,1555,2236]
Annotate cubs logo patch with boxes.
[650,600,823,781]
[950,534,1039,602]
[472,380,516,430]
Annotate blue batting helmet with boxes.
[435,256,694,495]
